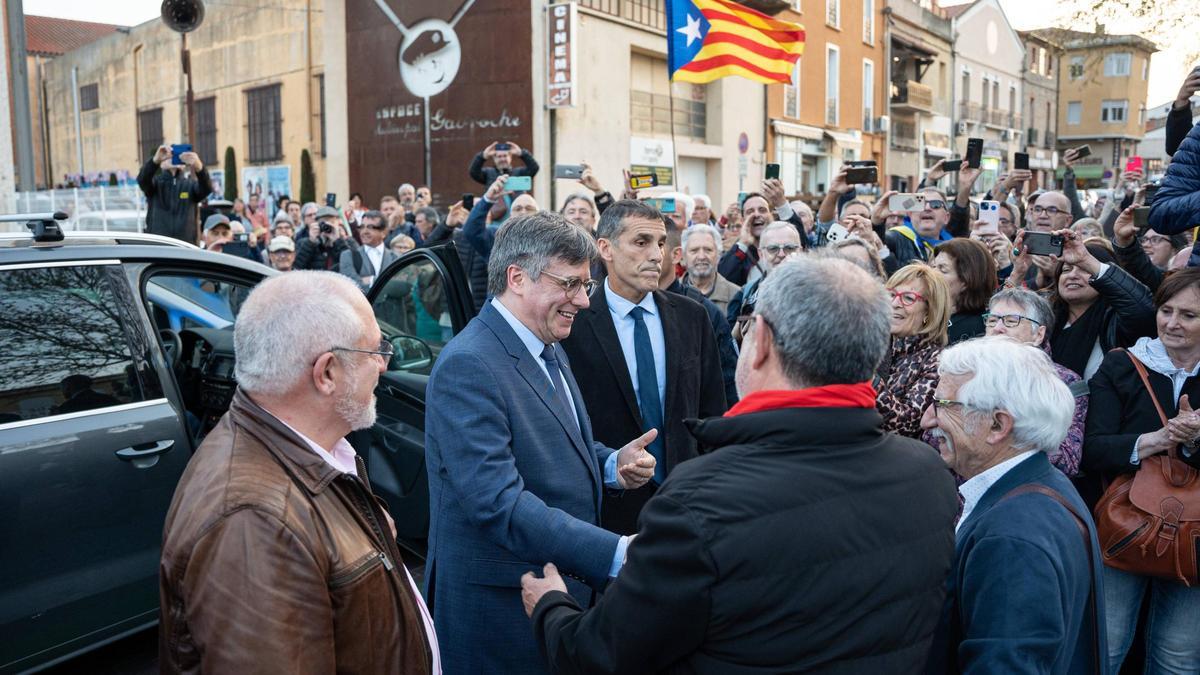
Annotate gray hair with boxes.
[988,289,1054,344]
[754,255,891,386]
[681,223,723,255]
[596,199,664,241]
[300,202,318,217]
[414,206,439,225]
[234,272,366,396]
[487,211,598,296]
[397,183,415,195]
[939,336,1074,454]
[560,192,596,214]
[760,221,800,241]
[693,194,712,209]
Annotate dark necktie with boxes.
[629,307,665,483]
[540,344,579,430]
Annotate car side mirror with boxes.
[388,335,433,371]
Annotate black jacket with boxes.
[1166,104,1196,157]
[137,159,212,244]
[667,279,739,406]
[1081,348,1200,507]
[1050,264,1156,376]
[531,406,959,674]
[717,210,810,286]
[559,288,727,534]
[1149,120,1200,237]
[293,237,350,271]
[1112,236,1164,293]
[468,150,540,186]
[452,229,488,312]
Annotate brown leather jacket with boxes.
[159,390,432,674]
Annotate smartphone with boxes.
[645,197,676,214]
[965,138,983,168]
[847,159,877,167]
[495,142,511,152]
[1126,156,1144,173]
[889,193,927,212]
[554,164,584,180]
[629,173,658,190]
[1023,231,1065,257]
[825,223,850,243]
[171,143,192,166]
[1133,207,1152,231]
[941,159,963,172]
[1072,144,1091,160]
[1014,152,1030,171]
[1143,183,1159,206]
[462,193,475,210]
[979,200,1001,228]
[737,192,749,207]
[765,163,780,181]
[324,192,337,207]
[506,175,532,191]
[845,166,878,184]
[222,237,250,258]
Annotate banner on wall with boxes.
[242,166,293,219]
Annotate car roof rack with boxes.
[0,211,68,243]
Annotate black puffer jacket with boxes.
[293,237,350,272]
[137,158,212,244]
[1149,120,1200,237]
[1049,263,1157,378]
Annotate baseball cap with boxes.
[268,235,295,252]
[203,213,231,231]
[315,206,340,220]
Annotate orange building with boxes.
[765,0,887,200]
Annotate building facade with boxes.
[1018,30,1061,189]
[39,0,327,203]
[947,0,1025,196]
[763,0,887,202]
[884,0,953,192]
[1031,27,1157,188]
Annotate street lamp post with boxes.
[160,0,206,145]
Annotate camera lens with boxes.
[319,222,334,234]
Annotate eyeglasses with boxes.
[924,200,947,210]
[1141,235,1170,246]
[1032,205,1066,216]
[365,223,387,231]
[746,313,787,348]
[998,217,1014,226]
[331,339,395,366]
[932,398,968,415]
[763,244,801,256]
[888,289,926,307]
[983,312,1042,329]
[540,270,599,298]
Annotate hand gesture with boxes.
[154,145,171,164]
[620,169,638,201]
[1004,169,1033,191]
[507,142,523,158]
[1009,230,1033,280]
[447,201,468,227]
[1176,68,1200,110]
[762,178,786,208]
[615,429,658,489]
[926,158,947,184]
[872,190,898,224]
[179,151,202,171]
[521,563,568,617]
[957,161,982,195]
[1113,206,1137,247]
[579,161,604,194]
[485,174,510,202]
[1056,229,1100,274]
[843,214,873,237]
[829,166,853,196]
[1122,168,1145,186]
[483,141,497,160]
[1166,395,1200,446]
[975,230,1012,268]
[1063,147,1080,169]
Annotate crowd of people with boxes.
[151,68,1200,675]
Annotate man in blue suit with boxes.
[921,336,1107,674]
[424,211,658,674]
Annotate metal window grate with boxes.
[246,84,282,163]
[578,0,665,30]
[195,97,217,167]
[79,83,99,112]
[138,108,163,164]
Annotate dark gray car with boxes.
[0,230,474,673]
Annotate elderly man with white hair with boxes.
[658,191,694,231]
[681,223,741,315]
[691,194,714,225]
[922,336,1105,675]
[159,271,440,673]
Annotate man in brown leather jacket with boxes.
[159,271,439,673]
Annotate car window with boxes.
[373,256,453,372]
[147,274,249,331]
[0,265,151,425]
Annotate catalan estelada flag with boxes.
[667,0,805,84]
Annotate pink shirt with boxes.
[268,410,442,673]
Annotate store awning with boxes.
[824,129,862,147]
[1056,165,1105,179]
[772,120,824,140]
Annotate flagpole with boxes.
[668,82,679,191]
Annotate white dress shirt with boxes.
[363,242,386,276]
[491,297,631,575]
[956,451,1038,533]
[263,407,442,673]
[603,279,667,411]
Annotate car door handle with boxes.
[115,440,175,469]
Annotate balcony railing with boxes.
[891,80,933,112]
[1044,131,1055,148]
[891,120,918,150]
[959,101,982,123]
[826,99,838,126]
[1027,128,1039,145]
[1009,113,1023,130]
[578,0,666,30]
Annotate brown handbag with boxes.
[1093,351,1200,586]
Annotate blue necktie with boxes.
[540,344,579,430]
[629,307,665,483]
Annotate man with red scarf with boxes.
[520,255,959,673]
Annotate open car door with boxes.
[361,243,476,558]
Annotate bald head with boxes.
[511,194,539,218]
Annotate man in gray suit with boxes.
[423,211,658,674]
[338,210,397,291]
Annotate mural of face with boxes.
[399,19,463,98]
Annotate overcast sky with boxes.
[21,0,1195,107]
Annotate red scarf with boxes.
[725,382,877,417]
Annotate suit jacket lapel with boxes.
[958,453,1052,535]
[556,345,602,490]
[478,305,595,478]
[585,289,643,425]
